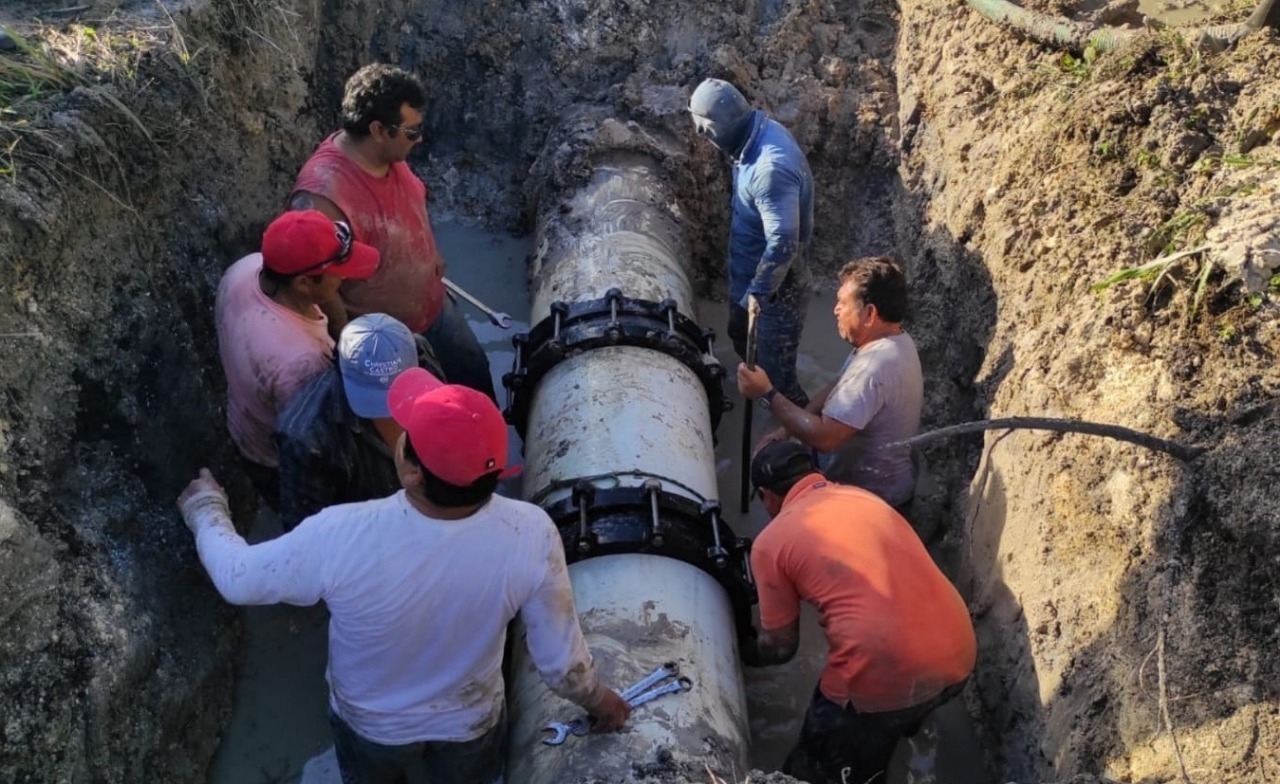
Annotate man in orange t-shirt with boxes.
[742,441,975,784]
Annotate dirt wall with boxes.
[895,8,1280,783]
[3,0,1278,782]
[0,0,370,779]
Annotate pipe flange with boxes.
[542,483,758,636]
[501,292,728,437]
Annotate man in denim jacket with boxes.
[690,78,815,406]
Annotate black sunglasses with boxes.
[294,221,354,276]
[387,122,425,141]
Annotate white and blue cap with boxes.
[338,313,417,419]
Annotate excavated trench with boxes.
[2,0,1280,782]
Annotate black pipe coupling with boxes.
[543,481,757,637]
[501,288,729,437]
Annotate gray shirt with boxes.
[821,332,923,507]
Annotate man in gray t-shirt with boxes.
[737,256,923,511]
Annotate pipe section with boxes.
[507,555,750,782]
[504,152,754,781]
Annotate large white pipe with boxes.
[507,555,749,781]
[523,348,717,509]
[504,152,752,781]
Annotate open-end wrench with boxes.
[443,277,513,329]
[628,676,693,709]
[620,661,680,702]
[541,716,590,746]
[542,663,684,747]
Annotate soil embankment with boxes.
[1,0,1278,782]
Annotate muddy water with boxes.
[206,223,981,783]
[1138,0,1244,26]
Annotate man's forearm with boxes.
[807,381,835,413]
[741,622,800,667]
[769,395,829,449]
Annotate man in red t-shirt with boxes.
[741,441,976,784]
[289,63,496,402]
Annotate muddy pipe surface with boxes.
[504,152,751,781]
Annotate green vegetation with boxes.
[0,28,78,108]
[1090,245,1218,322]
[0,20,180,182]
[1058,45,1098,83]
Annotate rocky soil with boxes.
[1,0,1278,782]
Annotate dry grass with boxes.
[0,2,234,181]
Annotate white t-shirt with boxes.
[822,332,923,507]
[215,253,333,468]
[194,491,599,745]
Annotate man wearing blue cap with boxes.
[689,77,815,406]
[274,313,442,530]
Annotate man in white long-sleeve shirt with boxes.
[177,367,630,784]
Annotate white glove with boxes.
[176,468,231,535]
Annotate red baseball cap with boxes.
[389,368,521,486]
[261,211,380,279]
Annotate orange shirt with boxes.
[751,474,976,712]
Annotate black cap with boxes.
[750,441,818,494]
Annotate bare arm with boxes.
[765,393,856,453]
[740,364,854,452]
[289,190,348,222]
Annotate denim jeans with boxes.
[782,680,966,784]
[728,281,810,408]
[329,707,507,784]
[423,295,497,402]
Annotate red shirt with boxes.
[293,133,444,332]
[751,474,976,712]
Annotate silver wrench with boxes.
[542,663,683,747]
[620,661,680,702]
[541,716,590,746]
[443,277,513,329]
[628,675,693,708]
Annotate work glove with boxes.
[176,468,231,535]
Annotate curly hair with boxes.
[339,64,426,137]
[837,256,909,323]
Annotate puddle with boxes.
[206,223,983,783]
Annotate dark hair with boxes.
[404,438,499,508]
[837,256,909,323]
[750,441,818,497]
[340,64,426,137]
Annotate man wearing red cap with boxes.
[214,210,380,504]
[176,371,630,784]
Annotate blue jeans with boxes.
[728,282,810,408]
[329,707,507,784]
[423,296,497,402]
